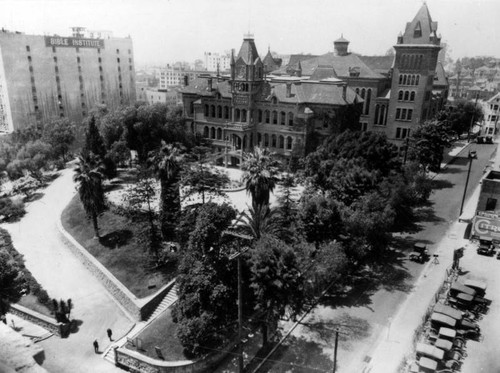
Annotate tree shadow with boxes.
[439,166,465,175]
[430,179,454,190]
[69,319,83,334]
[413,206,445,224]
[24,192,45,202]
[99,229,133,248]
[448,156,470,166]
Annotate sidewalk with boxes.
[364,140,499,373]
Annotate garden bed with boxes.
[61,193,176,299]
[17,294,53,318]
[125,309,186,361]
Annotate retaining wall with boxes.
[9,303,68,337]
[115,339,238,373]
[57,219,176,321]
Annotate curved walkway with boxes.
[1,167,134,373]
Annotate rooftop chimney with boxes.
[334,34,350,57]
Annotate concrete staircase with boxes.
[146,284,178,322]
[102,283,179,365]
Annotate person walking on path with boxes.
[107,328,113,341]
[93,339,99,353]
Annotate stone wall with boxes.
[115,339,238,373]
[57,219,177,322]
[9,303,65,337]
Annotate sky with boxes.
[0,0,499,66]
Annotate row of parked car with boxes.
[408,279,490,372]
[476,237,500,259]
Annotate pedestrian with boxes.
[107,328,113,341]
[93,339,99,353]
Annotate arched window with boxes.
[280,111,286,125]
[411,75,416,86]
[203,126,209,138]
[217,128,222,140]
[410,91,416,101]
[361,88,366,100]
[410,55,415,69]
[365,88,372,115]
[264,133,269,147]
[258,132,262,146]
[271,134,277,148]
[204,104,209,116]
[279,135,284,149]
[396,108,401,120]
[235,108,241,122]
[210,127,216,139]
[224,106,229,119]
[288,112,294,126]
[416,75,420,85]
[272,111,278,124]
[242,109,247,122]
[258,109,263,123]
[286,136,293,150]
[374,104,380,124]
[399,75,403,85]
[265,110,270,124]
[217,105,222,118]
[398,90,403,101]
[404,91,409,101]
[355,88,360,95]
[382,105,387,125]
[211,105,216,117]
[403,75,407,85]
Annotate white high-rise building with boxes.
[204,51,231,72]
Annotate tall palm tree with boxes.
[149,142,183,240]
[73,153,106,238]
[240,205,283,240]
[241,147,280,210]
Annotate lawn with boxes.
[17,294,54,318]
[61,192,176,298]
[125,309,187,361]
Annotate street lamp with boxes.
[459,150,475,217]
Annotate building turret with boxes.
[334,34,350,56]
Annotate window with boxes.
[398,90,403,101]
[361,122,368,131]
[279,136,284,149]
[76,47,79,53]
[402,109,407,120]
[98,57,102,63]
[217,106,222,118]
[26,45,30,52]
[117,58,120,63]
[235,108,240,121]
[271,134,277,148]
[374,104,380,124]
[116,49,120,54]
[217,128,222,140]
[258,133,262,145]
[97,48,100,54]
[280,111,286,125]
[396,108,401,120]
[52,46,56,53]
[486,198,497,211]
[399,75,403,85]
[288,112,294,126]
[242,109,247,122]
[364,89,371,115]
[224,106,229,119]
[258,109,263,123]
[205,105,209,116]
[53,57,57,63]
[203,126,209,138]
[29,66,33,73]
[286,136,293,150]
[129,58,132,63]
[264,134,269,147]
[415,75,420,85]
[77,57,80,63]
[410,91,415,101]
[404,91,409,101]
[129,65,133,71]
[211,105,216,117]
[99,66,103,72]
[27,56,32,62]
[272,111,277,124]
[210,127,215,139]
[265,110,270,124]
[414,21,422,38]
[407,109,413,121]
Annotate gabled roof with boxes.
[401,3,439,45]
[433,62,448,87]
[288,54,319,68]
[359,55,395,75]
[310,65,338,80]
[298,53,385,79]
[487,92,500,103]
[237,37,261,65]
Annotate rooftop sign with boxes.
[45,36,104,49]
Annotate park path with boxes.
[1,167,134,373]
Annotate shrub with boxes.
[37,289,50,305]
[102,155,117,179]
[0,197,26,222]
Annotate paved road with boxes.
[1,167,133,373]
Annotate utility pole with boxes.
[332,329,339,373]
[459,151,474,217]
[467,92,480,142]
[223,229,252,373]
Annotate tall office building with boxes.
[0,27,136,133]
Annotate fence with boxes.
[9,303,70,337]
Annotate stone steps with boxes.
[147,284,178,322]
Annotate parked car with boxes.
[409,243,429,263]
[477,135,493,144]
[477,237,495,256]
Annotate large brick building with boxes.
[181,4,449,162]
[0,27,136,133]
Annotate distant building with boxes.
[159,66,208,89]
[144,88,180,106]
[480,92,500,137]
[0,27,136,133]
[204,51,231,72]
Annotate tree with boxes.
[122,166,161,255]
[249,235,306,346]
[73,153,107,238]
[149,142,183,240]
[181,164,229,205]
[408,120,452,173]
[6,140,52,181]
[42,118,76,162]
[441,99,484,138]
[0,230,25,317]
[83,115,106,159]
[239,205,283,241]
[242,147,280,210]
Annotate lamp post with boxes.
[459,151,474,217]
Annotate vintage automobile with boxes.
[477,237,495,256]
[477,135,493,144]
[434,303,463,321]
[409,243,429,263]
[463,279,487,298]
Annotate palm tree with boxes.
[240,205,283,240]
[73,153,106,238]
[149,142,183,240]
[241,147,280,210]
